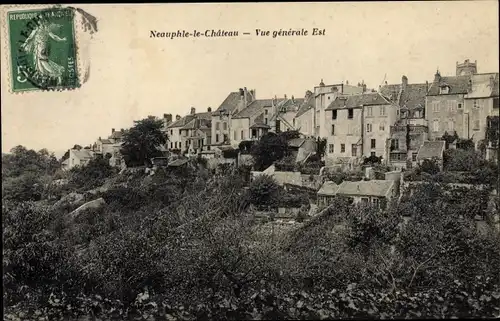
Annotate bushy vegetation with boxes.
[3,142,500,320]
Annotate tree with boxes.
[250,132,290,171]
[316,137,327,159]
[248,175,279,208]
[441,131,459,149]
[120,117,167,167]
[2,145,59,178]
[419,158,440,175]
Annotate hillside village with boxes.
[3,59,500,320]
[61,59,499,228]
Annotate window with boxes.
[433,119,439,132]
[332,110,337,120]
[329,144,334,153]
[391,139,399,150]
[366,123,372,133]
[215,134,219,142]
[352,144,357,157]
[361,197,369,204]
[367,107,373,117]
[264,118,268,124]
[380,106,386,116]
[347,124,353,135]
[223,122,227,130]
[348,109,354,119]
[265,109,268,115]
[473,120,480,131]
[276,120,281,133]
[179,142,182,148]
[372,198,380,207]
[443,121,448,132]
[170,130,173,135]
[251,129,257,138]
[379,122,385,131]
[175,142,177,148]
[241,130,244,140]
[439,86,449,94]
[412,152,417,161]
[341,144,345,153]
[331,124,335,135]
[448,101,457,113]
[458,103,463,109]
[371,139,376,149]
[432,102,439,113]
[293,118,296,127]
[215,122,220,130]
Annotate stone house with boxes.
[415,140,446,170]
[230,98,276,147]
[463,72,499,147]
[65,149,94,170]
[167,107,212,154]
[93,128,125,167]
[317,179,396,208]
[268,95,304,133]
[425,68,471,141]
[381,76,430,169]
[294,90,316,137]
[211,88,256,148]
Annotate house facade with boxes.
[230,98,275,147]
[65,148,94,170]
[463,73,500,146]
[93,128,125,167]
[317,179,395,208]
[425,69,471,141]
[269,95,304,133]
[381,76,429,169]
[294,90,316,137]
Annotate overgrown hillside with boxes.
[2,145,500,320]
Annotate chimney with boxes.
[190,107,196,115]
[207,107,212,112]
[385,81,388,85]
[468,79,473,93]
[111,128,115,134]
[164,113,173,123]
[434,69,441,83]
[489,75,495,90]
[425,81,429,93]
[291,95,295,103]
[346,80,349,85]
[402,75,408,88]
[284,94,287,100]
[176,114,181,120]
[243,87,248,104]
[239,88,244,97]
[98,136,101,140]
[362,83,367,92]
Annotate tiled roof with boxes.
[168,159,189,167]
[337,180,394,197]
[71,149,93,160]
[232,99,274,119]
[251,113,271,129]
[465,73,500,99]
[214,92,242,115]
[288,138,305,148]
[168,115,194,128]
[326,92,391,110]
[295,94,316,118]
[109,131,125,140]
[99,139,113,144]
[317,181,340,196]
[416,140,445,160]
[427,75,471,95]
[381,83,427,110]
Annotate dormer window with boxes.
[439,86,450,94]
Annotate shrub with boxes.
[248,175,279,208]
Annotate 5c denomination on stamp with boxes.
[7,7,80,92]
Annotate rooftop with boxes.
[427,75,471,96]
[232,99,274,119]
[317,181,341,196]
[416,140,446,160]
[337,180,395,197]
[326,92,391,110]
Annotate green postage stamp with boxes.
[7,7,79,92]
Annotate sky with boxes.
[1,1,499,157]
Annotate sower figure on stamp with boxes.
[21,20,67,85]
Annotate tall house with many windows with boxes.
[314,79,365,138]
[463,73,499,147]
[381,75,429,169]
[324,92,395,166]
[425,69,470,140]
